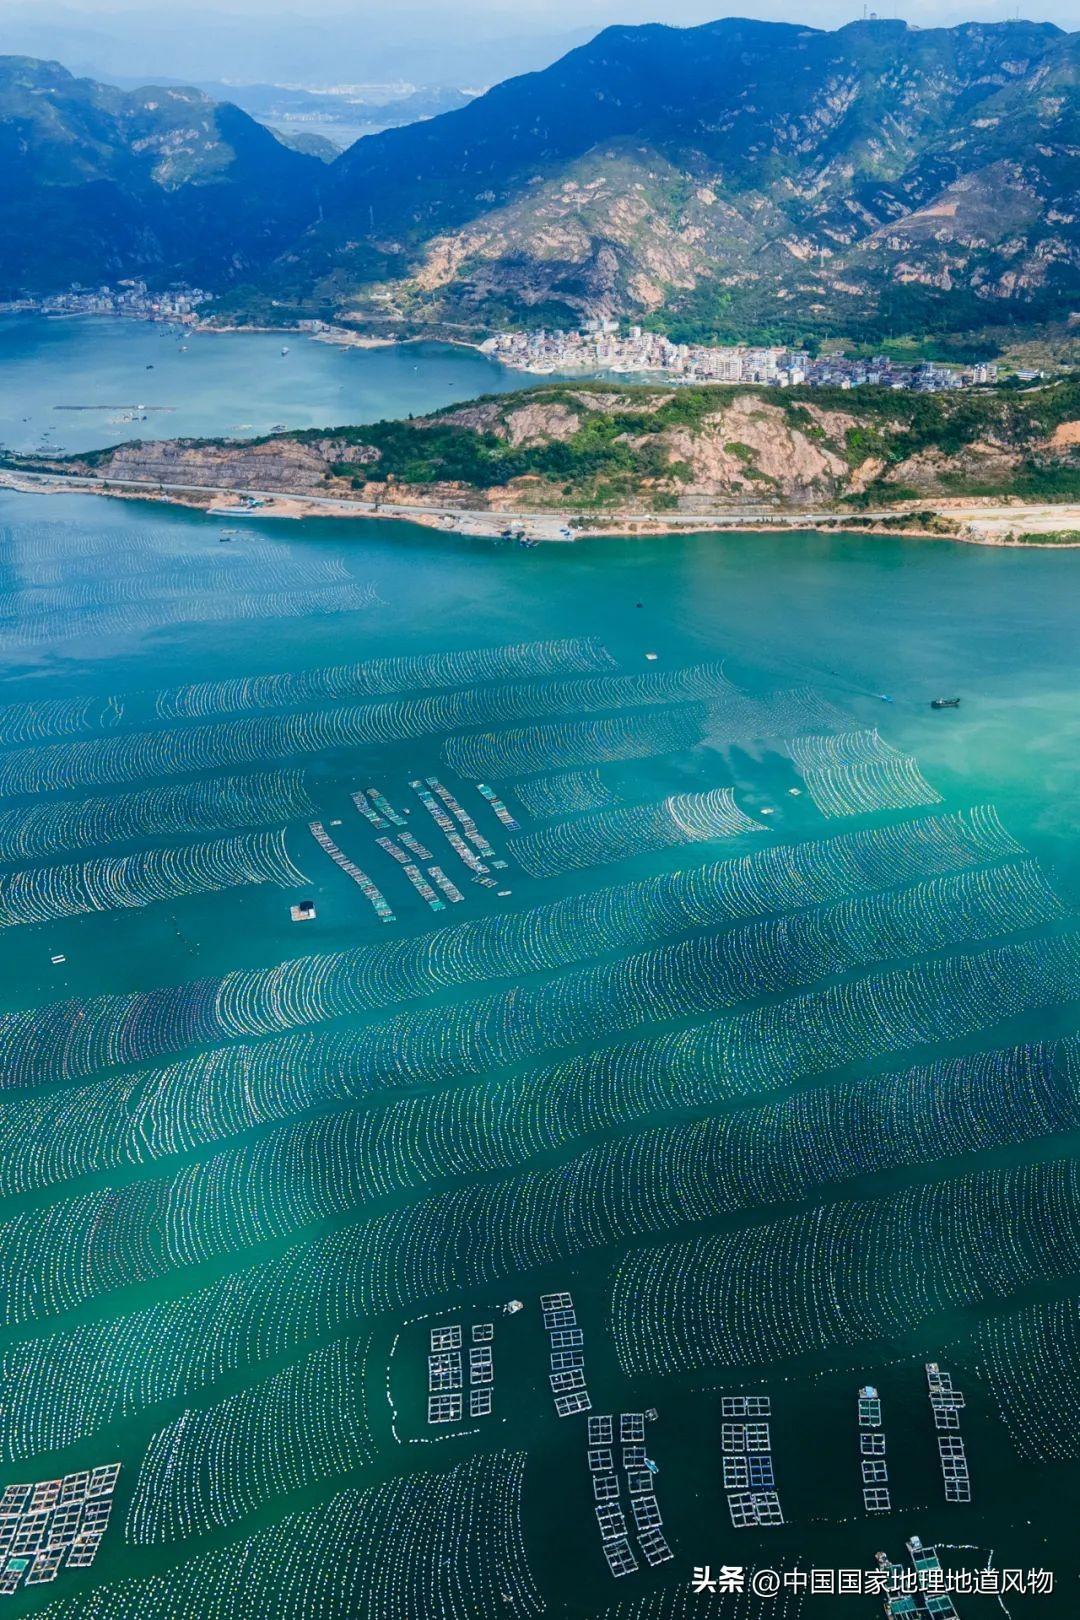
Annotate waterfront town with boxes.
[0,288,1016,394]
[0,281,210,322]
[482,321,1002,392]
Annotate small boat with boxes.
[931,696,961,709]
[281,346,290,356]
[876,693,894,703]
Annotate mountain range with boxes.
[2,17,1078,345]
[0,56,318,292]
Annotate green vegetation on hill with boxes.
[303,377,1080,501]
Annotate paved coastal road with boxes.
[3,467,1076,545]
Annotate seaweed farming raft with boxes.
[365,789,407,828]
[411,780,498,887]
[476,783,521,831]
[878,1537,962,1619]
[376,837,446,912]
[308,822,395,922]
[428,866,464,904]
[349,777,513,911]
[426,777,508,868]
[351,790,390,830]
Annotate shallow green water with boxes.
[0,488,1075,1619]
[0,318,540,455]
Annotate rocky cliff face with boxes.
[85,436,378,493]
[663,397,852,502]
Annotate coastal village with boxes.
[0,284,1014,394]
[483,321,1002,392]
[0,281,209,323]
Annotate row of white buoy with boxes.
[980,1285,1080,1464]
[0,772,314,864]
[29,1452,542,1620]
[512,769,619,819]
[0,829,306,928]
[0,807,1027,1091]
[154,637,615,719]
[445,686,848,782]
[7,1038,1079,1463]
[0,582,381,649]
[0,664,734,799]
[510,789,764,879]
[0,694,123,750]
[125,1338,376,1543]
[611,1157,1080,1378]
[12,1035,1067,1333]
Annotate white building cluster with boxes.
[0,281,209,321]
[483,322,998,393]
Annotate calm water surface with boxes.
[0,316,542,454]
[0,453,1075,1617]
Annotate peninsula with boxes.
[5,376,1078,545]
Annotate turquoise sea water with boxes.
[0,475,1076,1620]
[0,317,541,455]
